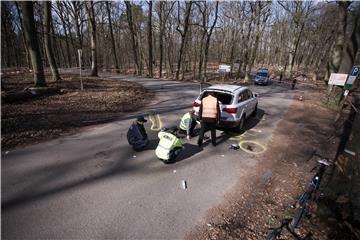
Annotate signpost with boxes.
[328,73,348,86]
[218,64,231,82]
[344,66,359,90]
[78,49,83,91]
[218,64,231,73]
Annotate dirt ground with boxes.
[186,89,348,239]
[1,73,151,150]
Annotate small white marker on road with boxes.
[5,151,9,155]
[173,170,177,173]
[182,180,187,189]
[133,155,136,158]
[207,223,212,227]
[221,155,225,157]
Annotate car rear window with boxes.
[200,91,233,105]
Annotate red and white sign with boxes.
[328,73,348,86]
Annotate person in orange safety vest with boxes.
[197,92,220,147]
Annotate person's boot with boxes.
[197,140,202,147]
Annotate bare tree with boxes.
[245,2,270,81]
[176,1,193,80]
[330,1,352,74]
[85,1,98,76]
[125,1,141,75]
[20,1,46,87]
[339,9,360,73]
[44,1,60,81]
[147,1,153,77]
[278,1,317,78]
[106,1,120,72]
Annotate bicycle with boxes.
[290,154,332,230]
[266,153,331,239]
[266,219,312,240]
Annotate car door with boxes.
[247,89,256,111]
[237,90,249,118]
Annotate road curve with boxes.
[1,74,293,239]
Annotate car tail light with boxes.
[194,101,200,107]
[224,108,237,114]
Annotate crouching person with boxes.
[155,127,183,163]
[127,116,149,151]
[179,110,197,140]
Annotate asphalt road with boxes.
[1,75,293,239]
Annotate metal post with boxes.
[78,49,83,91]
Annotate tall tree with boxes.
[85,1,98,76]
[106,1,120,72]
[176,1,193,80]
[203,1,219,81]
[20,1,46,87]
[55,2,72,68]
[125,1,141,75]
[329,1,352,74]
[278,1,316,78]
[339,10,360,73]
[245,2,270,81]
[14,2,31,68]
[147,1,153,77]
[44,1,60,81]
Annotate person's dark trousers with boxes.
[168,147,183,162]
[190,120,197,136]
[198,119,217,146]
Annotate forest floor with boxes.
[186,89,357,240]
[1,72,151,150]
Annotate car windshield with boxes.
[257,72,268,77]
[200,91,233,105]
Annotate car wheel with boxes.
[252,104,258,117]
[236,115,245,132]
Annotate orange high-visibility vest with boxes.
[202,95,218,119]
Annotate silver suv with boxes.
[193,84,258,131]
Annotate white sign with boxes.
[78,49,83,91]
[219,64,231,73]
[328,73,348,86]
[233,63,240,68]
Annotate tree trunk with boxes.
[56,2,72,68]
[85,2,98,76]
[125,1,141,75]
[329,2,350,74]
[158,2,164,78]
[106,1,120,72]
[176,2,193,81]
[20,2,46,87]
[44,1,61,81]
[147,1,153,77]
[14,2,31,69]
[286,23,304,78]
[339,12,360,73]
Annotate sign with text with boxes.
[219,64,231,73]
[328,73,348,86]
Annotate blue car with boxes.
[254,68,269,85]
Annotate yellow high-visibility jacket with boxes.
[155,131,183,160]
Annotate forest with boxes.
[1,1,360,85]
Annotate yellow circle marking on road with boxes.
[239,140,266,154]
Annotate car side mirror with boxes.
[254,93,259,98]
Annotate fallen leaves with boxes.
[1,75,152,150]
